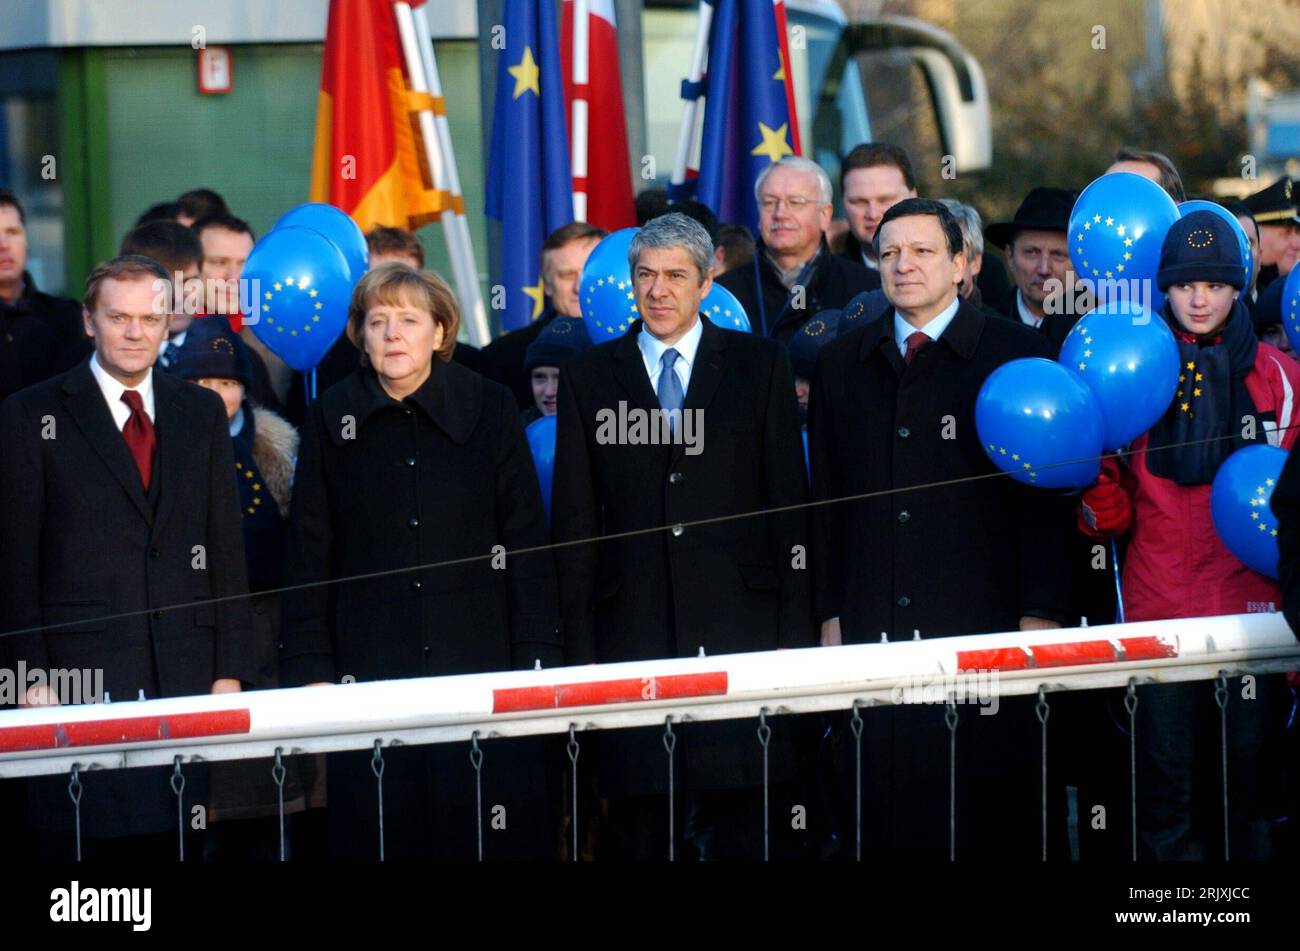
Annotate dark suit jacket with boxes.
[717,240,878,343]
[808,299,1073,641]
[552,315,812,790]
[0,359,254,835]
[998,292,1078,357]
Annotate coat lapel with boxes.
[62,363,153,524]
[612,322,660,414]
[151,373,193,537]
[682,316,727,414]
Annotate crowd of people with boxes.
[1,140,1300,862]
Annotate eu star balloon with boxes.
[1210,444,1288,579]
[701,281,751,332]
[975,358,1104,489]
[579,228,640,339]
[1178,200,1252,289]
[1281,265,1300,356]
[1070,172,1180,314]
[243,226,354,371]
[1059,300,1180,449]
[525,413,557,525]
[273,203,369,283]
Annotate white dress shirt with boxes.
[90,352,156,431]
[638,315,704,398]
[1015,290,1043,329]
[893,295,961,356]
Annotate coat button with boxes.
[423,646,431,655]
[897,426,910,438]
[898,510,910,523]
[149,548,160,559]
[402,407,413,416]
[408,517,420,529]
[405,457,416,467]
[671,524,684,537]
[669,472,684,485]
[410,580,422,591]
[151,610,163,620]
[897,596,911,608]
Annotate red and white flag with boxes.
[562,0,636,230]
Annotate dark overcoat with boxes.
[807,299,1074,857]
[552,315,813,793]
[279,360,562,859]
[0,360,254,837]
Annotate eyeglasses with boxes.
[758,195,821,212]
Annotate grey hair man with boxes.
[717,157,878,342]
[938,198,985,300]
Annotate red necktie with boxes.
[121,390,156,491]
[903,331,931,366]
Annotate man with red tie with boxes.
[0,254,255,859]
[808,198,1073,858]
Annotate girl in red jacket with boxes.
[1080,210,1296,860]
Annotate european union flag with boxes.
[486,0,573,332]
[689,0,796,235]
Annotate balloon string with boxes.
[308,368,317,404]
[1111,536,1125,624]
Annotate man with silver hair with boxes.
[937,198,987,305]
[553,212,812,860]
[716,156,876,343]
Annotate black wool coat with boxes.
[1272,440,1300,641]
[278,360,562,859]
[552,315,813,791]
[716,239,879,343]
[0,274,85,403]
[280,360,562,686]
[0,360,254,836]
[808,298,1074,641]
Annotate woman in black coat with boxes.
[281,263,562,860]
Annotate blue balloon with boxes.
[1059,301,1180,449]
[579,227,640,339]
[975,358,1104,489]
[1178,200,1252,289]
[1282,265,1300,355]
[273,203,369,282]
[1069,172,1180,314]
[701,282,751,332]
[525,414,557,525]
[243,226,354,371]
[1210,444,1288,579]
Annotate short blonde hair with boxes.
[346,262,459,363]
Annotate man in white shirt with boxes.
[553,213,810,860]
[983,186,1078,353]
[0,254,254,858]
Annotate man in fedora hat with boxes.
[984,186,1079,355]
[1242,177,1300,293]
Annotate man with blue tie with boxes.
[553,213,812,860]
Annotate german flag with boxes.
[309,0,444,231]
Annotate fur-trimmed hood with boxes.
[249,405,298,517]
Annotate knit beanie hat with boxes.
[172,315,254,388]
[525,316,592,371]
[1157,210,1245,291]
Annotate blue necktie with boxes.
[658,348,684,431]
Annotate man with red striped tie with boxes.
[0,254,255,860]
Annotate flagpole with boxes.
[393,1,491,347]
[570,0,590,222]
[670,0,714,193]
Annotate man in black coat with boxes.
[984,186,1080,356]
[0,189,84,402]
[482,222,606,409]
[809,198,1073,858]
[0,255,255,859]
[553,213,813,859]
[716,157,876,343]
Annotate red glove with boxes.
[1078,471,1132,537]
